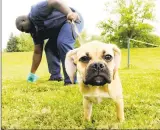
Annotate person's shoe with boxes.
[48,77,63,82]
[64,80,78,86]
[64,82,73,86]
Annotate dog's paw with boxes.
[118,117,125,123]
[83,119,96,129]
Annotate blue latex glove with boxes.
[27,72,39,82]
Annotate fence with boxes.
[127,38,160,68]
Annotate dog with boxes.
[65,41,124,122]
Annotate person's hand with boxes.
[27,72,39,82]
[67,12,80,22]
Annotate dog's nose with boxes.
[91,62,105,70]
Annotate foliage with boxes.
[130,33,160,48]
[88,35,104,42]
[16,33,34,52]
[6,33,34,52]
[6,33,19,52]
[74,30,89,48]
[98,0,160,48]
[74,30,105,48]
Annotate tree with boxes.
[6,33,34,52]
[98,0,159,48]
[16,33,34,52]
[6,33,19,52]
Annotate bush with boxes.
[16,33,34,52]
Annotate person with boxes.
[15,0,84,85]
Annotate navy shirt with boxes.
[29,0,77,44]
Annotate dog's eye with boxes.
[79,56,91,63]
[104,54,112,61]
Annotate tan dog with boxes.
[65,41,124,122]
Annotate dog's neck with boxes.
[79,82,109,94]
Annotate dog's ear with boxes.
[112,44,121,79]
[65,48,78,83]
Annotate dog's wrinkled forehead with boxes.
[77,41,114,59]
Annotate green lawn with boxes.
[2,48,160,129]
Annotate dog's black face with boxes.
[84,62,111,86]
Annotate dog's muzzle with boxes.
[84,62,111,86]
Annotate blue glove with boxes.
[27,72,39,82]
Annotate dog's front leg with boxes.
[115,98,125,122]
[83,97,93,121]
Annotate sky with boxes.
[2,0,160,49]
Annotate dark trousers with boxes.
[44,18,84,83]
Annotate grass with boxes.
[2,48,160,129]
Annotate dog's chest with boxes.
[83,87,111,103]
